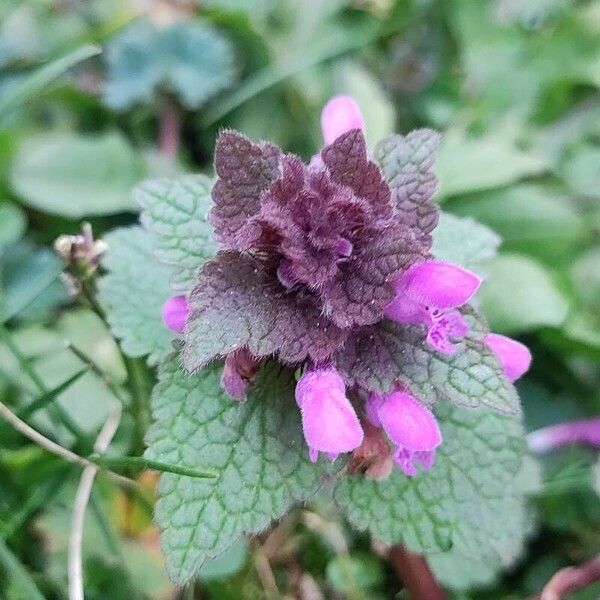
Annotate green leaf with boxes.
[450,185,585,263]
[145,356,333,583]
[335,404,529,581]
[479,253,570,333]
[0,536,45,600]
[431,211,500,276]
[104,20,236,109]
[134,175,216,292]
[0,241,65,322]
[436,126,547,199]
[0,44,100,124]
[560,144,600,199]
[98,226,174,366]
[0,203,26,247]
[10,131,145,218]
[336,320,520,414]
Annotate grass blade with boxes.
[0,44,101,121]
[0,537,45,600]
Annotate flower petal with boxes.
[296,368,363,461]
[321,95,365,145]
[528,418,600,453]
[400,260,481,310]
[485,333,532,382]
[375,391,442,452]
[161,295,189,334]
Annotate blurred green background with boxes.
[0,0,599,598]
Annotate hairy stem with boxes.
[388,545,446,600]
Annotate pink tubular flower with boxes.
[485,333,532,382]
[367,391,442,477]
[528,418,600,453]
[320,95,365,144]
[384,260,481,354]
[295,366,364,463]
[161,295,189,334]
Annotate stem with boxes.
[533,555,600,600]
[89,454,216,479]
[388,545,446,600]
[122,356,151,455]
[158,101,181,159]
[68,404,121,600]
[0,398,135,489]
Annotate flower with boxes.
[220,348,260,401]
[185,109,429,372]
[484,333,531,382]
[320,95,365,145]
[295,366,364,463]
[528,418,600,453]
[161,295,189,334]
[384,260,481,354]
[366,390,442,476]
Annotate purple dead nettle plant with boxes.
[162,95,532,478]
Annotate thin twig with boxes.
[0,399,134,489]
[68,403,122,600]
[532,555,600,600]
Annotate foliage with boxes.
[0,0,599,599]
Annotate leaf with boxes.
[10,131,145,218]
[431,211,500,277]
[183,253,347,370]
[435,126,547,199]
[334,403,529,580]
[0,44,100,124]
[135,175,217,292]
[479,253,569,333]
[335,320,520,414]
[560,144,600,199]
[98,226,174,366]
[450,184,585,264]
[0,203,26,247]
[0,241,65,322]
[104,20,236,109]
[0,536,45,600]
[374,129,440,246]
[145,356,333,583]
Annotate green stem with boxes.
[123,356,152,456]
[88,454,217,479]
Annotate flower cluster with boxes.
[162,95,532,478]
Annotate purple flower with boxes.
[162,295,189,334]
[220,348,260,401]
[367,390,442,476]
[528,418,600,453]
[321,95,365,144]
[384,260,481,354]
[484,333,531,382]
[295,366,364,463]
